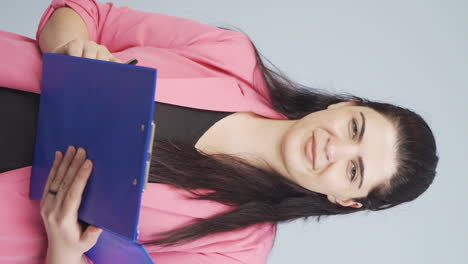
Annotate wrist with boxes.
[46,247,84,264]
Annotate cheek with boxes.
[325,118,348,138]
[315,164,349,195]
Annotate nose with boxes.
[325,136,359,164]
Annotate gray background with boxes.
[2,0,467,263]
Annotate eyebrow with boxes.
[358,112,366,189]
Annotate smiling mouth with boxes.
[305,131,316,170]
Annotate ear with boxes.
[337,199,362,209]
[326,100,357,110]
[327,195,362,209]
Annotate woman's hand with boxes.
[51,38,122,63]
[40,146,102,259]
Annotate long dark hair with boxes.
[142,27,438,247]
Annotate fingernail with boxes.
[83,160,91,168]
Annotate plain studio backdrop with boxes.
[1,0,467,263]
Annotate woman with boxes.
[0,0,438,263]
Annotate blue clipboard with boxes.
[29,53,156,264]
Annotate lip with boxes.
[305,131,315,170]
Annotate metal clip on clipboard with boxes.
[143,121,155,191]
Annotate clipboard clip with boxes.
[143,121,156,191]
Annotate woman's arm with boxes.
[38,7,88,53]
[38,6,121,62]
[36,0,254,78]
[36,0,247,52]
[36,0,269,113]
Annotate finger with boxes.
[49,146,76,193]
[83,42,98,59]
[67,40,84,57]
[101,47,121,63]
[54,148,87,211]
[40,151,63,202]
[61,159,93,218]
[109,56,123,63]
[51,43,67,54]
[81,224,103,251]
[96,49,108,61]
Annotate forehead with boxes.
[353,106,398,193]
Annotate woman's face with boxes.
[279,101,398,208]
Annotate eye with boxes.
[349,161,357,182]
[351,118,358,139]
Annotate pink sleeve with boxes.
[33,0,279,117]
[36,0,247,51]
[35,0,259,87]
[154,252,247,264]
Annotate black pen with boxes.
[125,58,138,65]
